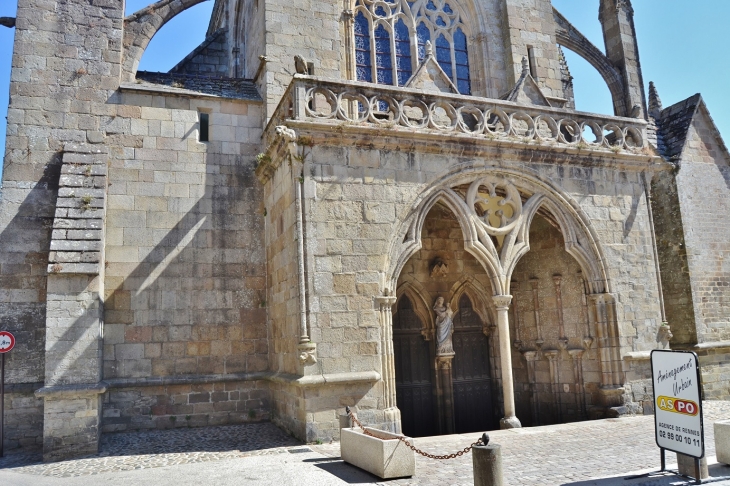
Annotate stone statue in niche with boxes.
[433,296,455,356]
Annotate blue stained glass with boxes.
[354,12,372,82]
[426,0,437,10]
[416,22,430,61]
[443,3,453,13]
[435,34,452,78]
[394,19,412,85]
[375,5,387,16]
[436,16,446,27]
[374,24,393,85]
[454,27,470,94]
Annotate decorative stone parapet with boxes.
[269,75,649,154]
[341,427,415,479]
[47,144,108,275]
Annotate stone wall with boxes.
[101,380,270,432]
[100,88,268,426]
[0,0,125,456]
[2,385,44,451]
[674,109,730,343]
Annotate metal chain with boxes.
[347,409,483,460]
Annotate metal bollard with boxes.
[472,434,503,486]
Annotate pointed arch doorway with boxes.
[393,202,500,437]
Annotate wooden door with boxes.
[452,294,497,433]
[393,295,436,438]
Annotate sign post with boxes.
[651,349,704,483]
[0,331,16,458]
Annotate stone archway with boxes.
[394,202,500,435]
[381,168,620,430]
[122,0,212,81]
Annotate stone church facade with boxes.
[0,0,729,462]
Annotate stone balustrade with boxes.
[270,75,648,153]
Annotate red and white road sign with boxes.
[0,331,14,353]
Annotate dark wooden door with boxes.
[393,295,436,438]
[452,294,497,433]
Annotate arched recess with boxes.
[447,276,495,335]
[383,166,612,300]
[122,0,212,81]
[396,276,436,341]
[552,8,627,117]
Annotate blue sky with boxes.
[0,0,727,173]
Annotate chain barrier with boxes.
[346,407,484,460]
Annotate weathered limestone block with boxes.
[341,427,415,479]
[35,384,107,462]
[716,420,730,465]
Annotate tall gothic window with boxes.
[353,0,472,95]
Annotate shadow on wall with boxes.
[0,158,62,387]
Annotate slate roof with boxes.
[133,71,261,102]
[656,93,701,160]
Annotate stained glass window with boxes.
[353,0,472,95]
[354,12,372,83]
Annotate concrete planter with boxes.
[340,427,415,479]
[716,420,730,465]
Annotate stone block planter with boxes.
[716,419,730,465]
[340,427,415,479]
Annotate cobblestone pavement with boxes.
[0,402,728,485]
[0,422,302,478]
[313,400,730,485]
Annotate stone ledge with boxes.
[623,351,652,360]
[4,381,44,394]
[46,262,100,275]
[79,371,382,390]
[105,372,270,388]
[267,371,381,388]
[63,143,109,155]
[35,382,108,400]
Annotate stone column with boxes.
[435,355,455,434]
[568,349,586,419]
[522,350,540,425]
[545,350,562,423]
[35,144,109,462]
[494,295,521,429]
[375,294,400,433]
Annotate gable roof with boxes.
[656,93,729,163]
[501,58,551,107]
[404,42,458,94]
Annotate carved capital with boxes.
[373,295,397,310]
[436,354,454,369]
[522,350,538,361]
[568,348,584,360]
[544,349,559,361]
[492,295,512,309]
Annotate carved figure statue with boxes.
[433,296,455,355]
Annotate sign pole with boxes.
[660,448,665,472]
[1,352,4,458]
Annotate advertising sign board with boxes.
[651,349,704,458]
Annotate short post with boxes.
[677,453,708,483]
[473,434,503,486]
